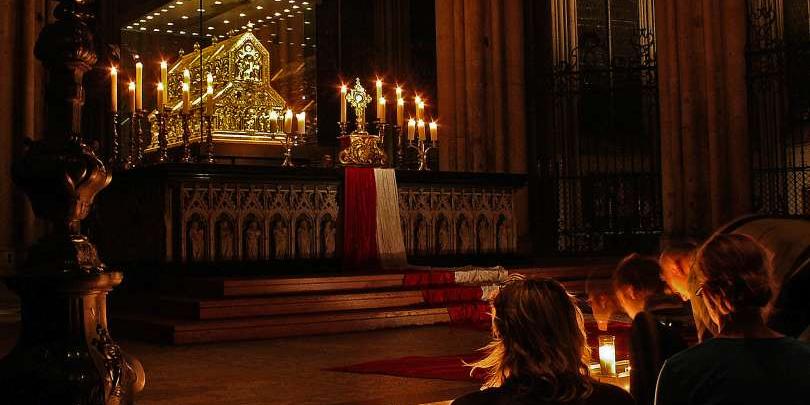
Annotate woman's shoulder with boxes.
[452,386,510,405]
[586,382,635,405]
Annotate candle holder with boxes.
[337,79,388,167]
[109,111,121,169]
[394,125,406,168]
[135,110,146,165]
[127,111,138,169]
[204,114,215,164]
[408,138,438,171]
[157,109,169,163]
[598,335,617,377]
[180,112,192,163]
[281,131,298,167]
[376,121,389,167]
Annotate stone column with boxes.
[656,0,751,242]
[435,0,527,174]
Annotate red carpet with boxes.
[327,322,631,382]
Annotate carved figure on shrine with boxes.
[244,220,262,260]
[188,219,206,261]
[322,219,336,258]
[217,218,234,260]
[272,219,288,259]
[296,219,312,258]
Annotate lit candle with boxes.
[417,119,426,140]
[128,82,136,114]
[110,66,118,113]
[156,82,164,110]
[296,111,306,135]
[205,85,214,116]
[269,110,279,133]
[396,98,404,127]
[135,61,143,111]
[395,85,402,100]
[183,68,191,89]
[407,118,416,141]
[181,82,190,114]
[340,84,347,123]
[284,109,293,133]
[429,121,437,141]
[417,101,425,122]
[207,72,213,89]
[378,97,386,123]
[160,61,168,105]
[598,335,616,377]
[375,78,382,105]
[414,95,423,121]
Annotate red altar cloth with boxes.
[343,168,380,271]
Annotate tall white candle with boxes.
[135,61,143,111]
[284,109,293,133]
[110,67,118,113]
[417,119,426,140]
[160,61,168,105]
[128,82,136,114]
[395,85,402,100]
[407,119,416,141]
[340,84,347,123]
[181,82,190,114]
[429,121,437,141]
[296,111,306,135]
[205,85,214,116]
[378,97,386,123]
[375,79,382,105]
[396,98,404,127]
[156,82,164,110]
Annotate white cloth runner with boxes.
[374,168,408,269]
[452,265,509,285]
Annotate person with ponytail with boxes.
[654,234,810,405]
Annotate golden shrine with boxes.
[146,31,287,152]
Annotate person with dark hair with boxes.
[453,276,634,405]
[613,254,687,405]
[655,234,810,405]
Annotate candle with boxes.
[396,98,404,127]
[207,72,213,89]
[417,101,425,121]
[110,67,118,113]
[414,95,423,121]
[378,97,386,123]
[375,79,382,105]
[269,110,279,133]
[395,85,402,100]
[284,109,293,133]
[407,118,416,141]
[429,121,437,140]
[156,82,164,110]
[182,82,190,114]
[205,85,214,116]
[135,62,143,111]
[598,335,616,376]
[183,68,191,88]
[340,84,348,123]
[128,82,136,114]
[417,119,426,140]
[296,111,306,135]
[160,61,168,104]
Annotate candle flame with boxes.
[157,82,164,90]
[376,78,382,86]
[207,85,213,95]
[182,83,189,91]
[136,61,143,68]
[415,95,422,104]
[110,66,117,74]
[429,121,437,128]
[408,118,416,125]
[397,98,404,106]
[160,60,167,68]
[379,97,386,105]
[340,84,347,92]
[128,82,136,91]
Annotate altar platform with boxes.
[109,259,617,344]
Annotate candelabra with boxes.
[109,111,121,168]
[127,111,137,168]
[157,108,169,163]
[376,121,388,167]
[394,124,405,168]
[135,110,145,165]
[181,112,192,163]
[205,114,215,163]
[408,137,438,171]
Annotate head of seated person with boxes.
[454,276,633,405]
[692,233,776,336]
[660,241,698,300]
[613,253,672,319]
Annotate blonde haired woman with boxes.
[453,276,634,405]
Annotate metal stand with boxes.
[157,109,169,163]
[205,114,214,163]
[408,139,438,171]
[181,112,192,163]
[109,111,120,168]
[393,124,405,168]
[135,110,145,165]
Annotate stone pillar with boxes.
[656,0,751,242]
[435,0,527,174]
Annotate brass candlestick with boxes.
[394,125,405,168]
[135,109,145,165]
[127,111,137,168]
[408,138,438,171]
[109,111,121,168]
[376,121,389,167]
[157,109,169,163]
[205,114,214,163]
[181,112,192,163]
[281,131,297,167]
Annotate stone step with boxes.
[112,305,454,344]
[175,273,411,297]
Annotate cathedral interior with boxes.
[0,0,809,404]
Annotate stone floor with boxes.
[0,321,489,405]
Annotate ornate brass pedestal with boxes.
[0,1,144,403]
[338,133,388,167]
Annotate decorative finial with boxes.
[346,78,372,133]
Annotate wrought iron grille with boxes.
[539,0,662,254]
[747,0,810,215]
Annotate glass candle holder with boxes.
[598,334,617,377]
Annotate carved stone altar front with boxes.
[94,166,525,265]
